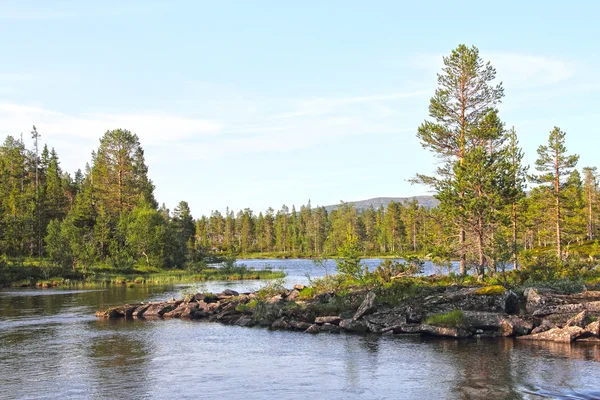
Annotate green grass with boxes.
[425,310,466,328]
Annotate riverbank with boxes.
[98,282,600,343]
[3,267,285,288]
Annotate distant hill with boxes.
[323,196,438,213]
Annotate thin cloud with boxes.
[274,90,428,119]
[410,50,575,89]
[0,103,222,145]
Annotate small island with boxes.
[97,279,600,343]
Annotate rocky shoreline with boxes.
[96,285,600,343]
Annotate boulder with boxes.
[143,302,178,318]
[585,321,600,336]
[293,284,306,291]
[163,303,199,318]
[220,289,239,297]
[419,324,472,338]
[289,320,312,331]
[391,324,422,334]
[531,319,555,335]
[353,292,376,321]
[315,316,342,325]
[565,311,592,328]
[518,326,586,343]
[235,316,255,327]
[339,318,369,333]
[132,304,151,318]
[271,317,289,330]
[462,311,531,336]
[403,287,518,321]
[320,323,340,333]
[304,324,321,334]
[286,289,300,301]
[266,295,283,304]
[500,316,532,337]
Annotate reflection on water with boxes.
[1,271,600,399]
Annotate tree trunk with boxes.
[459,226,466,275]
[512,202,518,270]
[477,217,485,280]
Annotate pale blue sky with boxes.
[1,1,599,217]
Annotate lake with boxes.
[1,259,599,399]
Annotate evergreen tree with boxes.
[530,127,579,259]
[415,44,504,275]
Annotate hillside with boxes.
[323,196,438,213]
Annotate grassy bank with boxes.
[0,258,285,288]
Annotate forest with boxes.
[0,44,598,285]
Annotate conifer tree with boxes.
[415,44,504,274]
[531,127,579,259]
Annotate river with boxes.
[1,259,600,399]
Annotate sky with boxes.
[1,0,599,218]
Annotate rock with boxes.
[518,326,586,343]
[565,311,592,328]
[235,316,254,327]
[500,316,532,337]
[163,303,199,318]
[339,318,369,333]
[315,316,342,325]
[289,320,312,331]
[419,324,472,338]
[293,284,306,291]
[304,324,321,334]
[315,292,333,303]
[353,292,376,321]
[462,311,531,337]
[320,323,340,333]
[585,321,600,336]
[133,304,151,318]
[220,289,239,297]
[364,310,409,333]
[391,324,422,334]
[197,300,221,314]
[286,289,300,301]
[533,301,600,318]
[267,295,283,304]
[190,309,210,319]
[142,302,178,318]
[403,287,518,320]
[531,319,555,335]
[271,317,289,330]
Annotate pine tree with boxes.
[415,44,504,275]
[531,127,579,259]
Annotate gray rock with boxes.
[531,319,555,335]
[585,321,600,336]
[419,324,472,338]
[339,318,369,332]
[320,323,340,333]
[270,316,289,330]
[315,316,342,325]
[304,324,321,334]
[565,310,592,328]
[518,326,585,343]
[353,292,376,321]
[289,320,312,331]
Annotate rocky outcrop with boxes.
[96,285,600,343]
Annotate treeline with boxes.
[0,128,201,272]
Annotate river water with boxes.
[1,259,600,399]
